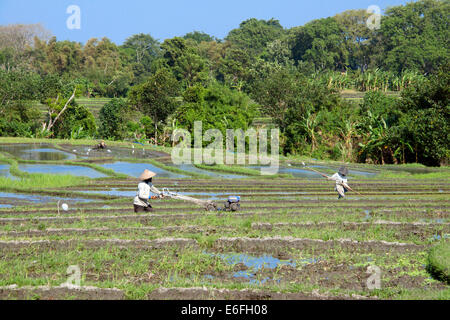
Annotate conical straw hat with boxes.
[139,169,157,180]
[338,166,348,176]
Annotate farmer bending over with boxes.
[93,140,107,150]
[133,169,164,212]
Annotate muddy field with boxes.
[0,143,449,300]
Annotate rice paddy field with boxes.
[34,98,113,121]
[0,139,448,300]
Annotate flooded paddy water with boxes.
[0,165,16,180]
[227,254,317,282]
[204,252,301,284]
[18,164,108,178]
[99,162,186,179]
[0,143,168,161]
[60,144,167,159]
[0,144,77,161]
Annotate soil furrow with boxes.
[0,238,198,250]
[0,285,124,300]
[213,237,425,254]
[146,287,372,300]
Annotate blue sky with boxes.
[0,0,410,44]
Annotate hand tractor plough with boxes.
[161,188,241,212]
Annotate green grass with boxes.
[16,159,129,179]
[0,153,91,192]
[427,241,450,284]
[376,169,450,180]
[0,175,86,192]
[391,288,450,300]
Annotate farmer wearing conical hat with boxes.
[133,169,164,212]
[329,166,351,199]
[309,166,356,199]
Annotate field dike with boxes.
[0,225,227,238]
[251,221,450,237]
[0,237,424,252]
[0,222,445,242]
[252,221,450,229]
[146,287,374,300]
[213,237,424,254]
[1,203,448,216]
[0,238,198,250]
[0,284,124,300]
[1,208,447,226]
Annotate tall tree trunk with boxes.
[46,89,76,132]
[402,145,405,164]
[390,147,397,164]
[154,122,157,145]
[415,144,418,163]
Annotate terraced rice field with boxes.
[34,98,112,121]
[0,142,449,300]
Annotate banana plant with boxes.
[393,136,414,164]
[339,119,359,162]
[301,110,320,154]
[358,111,390,164]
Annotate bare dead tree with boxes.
[0,24,52,52]
[43,89,76,132]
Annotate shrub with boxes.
[99,98,128,140]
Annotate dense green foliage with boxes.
[375,0,449,74]
[128,68,180,142]
[0,0,448,166]
[175,83,258,141]
[98,98,129,140]
[396,66,449,166]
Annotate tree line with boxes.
[0,0,448,166]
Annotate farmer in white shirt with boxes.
[329,167,350,199]
[133,169,164,212]
[314,166,355,199]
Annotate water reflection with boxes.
[68,146,167,159]
[0,144,76,161]
[0,164,17,180]
[99,162,186,179]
